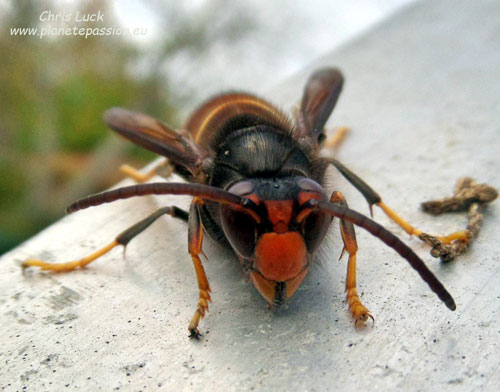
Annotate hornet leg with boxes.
[330,191,373,326]
[120,158,173,183]
[324,127,350,150]
[22,206,188,272]
[187,200,211,339]
[328,158,469,245]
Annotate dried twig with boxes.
[418,177,497,262]
[421,177,497,215]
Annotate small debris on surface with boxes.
[419,177,498,261]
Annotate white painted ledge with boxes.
[1,0,499,390]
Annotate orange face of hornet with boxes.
[221,178,331,306]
